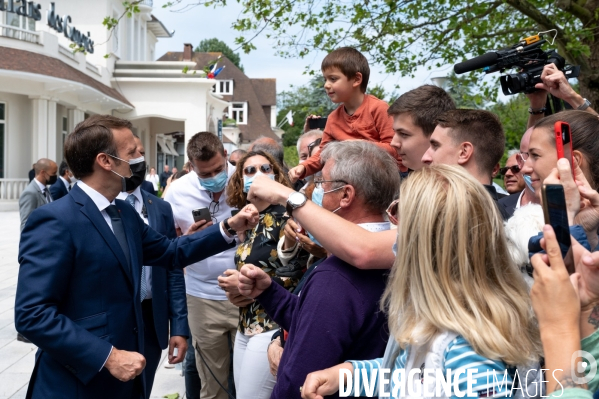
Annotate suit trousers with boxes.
[186,295,238,399]
[142,299,163,397]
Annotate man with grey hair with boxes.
[236,140,398,399]
[296,130,323,163]
[502,149,525,195]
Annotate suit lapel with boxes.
[141,190,159,230]
[72,186,134,286]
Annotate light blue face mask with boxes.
[523,174,535,193]
[308,185,343,247]
[392,241,398,257]
[199,167,228,193]
[243,172,275,193]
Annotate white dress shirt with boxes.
[34,177,52,203]
[59,176,71,192]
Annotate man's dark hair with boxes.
[64,114,132,179]
[58,160,70,177]
[186,132,225,162]
[388,85,456,137]
[321,47,370,93]
[435,109,505,177]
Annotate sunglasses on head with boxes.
[499,165,521,175]
[308,138,322,156]
[243,164,273,176]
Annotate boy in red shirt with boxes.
[288,47,404,182]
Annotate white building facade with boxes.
[0,0,229,206]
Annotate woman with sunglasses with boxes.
[222,150,296,399]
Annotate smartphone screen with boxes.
[308,117,328,130]
[192,207,211,223]
[542,184,573,269]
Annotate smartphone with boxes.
[554,121,576,182]
[230,210,240,217]
[192,207,211,223]
[308,117,328,130]
[541,184,573,270]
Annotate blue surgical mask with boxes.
[523,174,535,193]
[308,232,322,247]
[199,169,228,193]
[243,172,275,193]
[392,241,398,257]
[311,186,343,212]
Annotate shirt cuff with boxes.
[219,222,236,244]
[100,346,114,371]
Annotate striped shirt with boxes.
[350,336,514,398]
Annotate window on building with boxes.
[62,116,68,149]
[5,11,35,31]
[229,102,247,125]
[0,103,5,178]
[212,80,233,95]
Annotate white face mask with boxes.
[69,174,77,184]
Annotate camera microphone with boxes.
[454,52,500,74]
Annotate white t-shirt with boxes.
[164,163,237,300]
[145,174,160,191]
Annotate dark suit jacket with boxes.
[15,184,233,399]
[140,189,189,346]
[141,180,156,197]
[498,192,521,220]
[49,178,69,201]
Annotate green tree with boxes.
[486,95,529,160]
[195,38,244,71]
[277,75,337,147]
[161,0,599,105]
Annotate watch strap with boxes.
[577,98,591,111]
[223,218,236,236]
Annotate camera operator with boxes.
[527,64,597,128]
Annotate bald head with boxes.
[249,137,284,166]
[34,158,57,174]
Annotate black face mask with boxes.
[109,155,146,192]
[46,175,58,185]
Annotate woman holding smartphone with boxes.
[220,150,297,399]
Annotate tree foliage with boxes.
[162,0,599,104]
[277,75,337,147]
[195,38,244,71]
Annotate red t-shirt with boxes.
[301,94,405,178]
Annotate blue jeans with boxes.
[184,336,201,399]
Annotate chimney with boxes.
[183,43,193,61]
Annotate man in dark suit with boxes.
[19,158,57,232]
[49,161,74,201]
[117,135,189,396]
[15,114,258,399]
[141,180,156,196]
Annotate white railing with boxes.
[0,24,40,44]
[0,178,28,200]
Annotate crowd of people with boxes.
[13,45,599,399]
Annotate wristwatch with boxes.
[577,98,591,111]
[286,192,307,217]
[223,218,237,236]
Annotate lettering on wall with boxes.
[0,1,94,54]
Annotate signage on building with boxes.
[0,1,94,53]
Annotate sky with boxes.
[151,0,459,98]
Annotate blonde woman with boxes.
[301,165,542,399]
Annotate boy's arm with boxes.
[299,129,334,179]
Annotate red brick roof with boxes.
[0,46,133,107]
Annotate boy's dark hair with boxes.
[186,132,225,162]
[321,47,370,93]
[435,109,505,177]
[64,114,132,179]
[388,85,456,137]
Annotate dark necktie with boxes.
[43,188,52,203]
[125,194,147,301]
[105,205,131,270]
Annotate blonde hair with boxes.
[381,165,541,365]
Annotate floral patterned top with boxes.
[234,204,299,335]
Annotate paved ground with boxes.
[0,211,186,399]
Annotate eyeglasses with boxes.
[208,200,219,223]
[517,152,530,163]
[307,139,322,157]
[243,164,273,176]
[499,165,521,175]
[386,199,399,225]
[314,178,348,189]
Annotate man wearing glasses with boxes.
[501,150,525,195]
[164,132,239,399]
